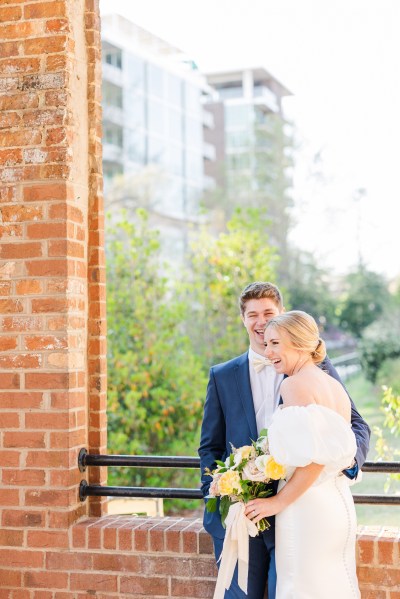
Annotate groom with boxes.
[198,281,371,599]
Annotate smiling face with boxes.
[264,325,306,375]
[241,298,283,354]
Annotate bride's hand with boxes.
[244,497,281,524]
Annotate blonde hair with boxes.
[265,310,326,364]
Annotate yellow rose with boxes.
[264,456,286,480]
[218,469,242,495]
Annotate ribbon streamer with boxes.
[213,502,259,598]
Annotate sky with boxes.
[100,0,400,280]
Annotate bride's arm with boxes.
[244,462,324,523]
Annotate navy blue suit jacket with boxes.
[198,351,371,540]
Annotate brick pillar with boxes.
[0,0,106,554]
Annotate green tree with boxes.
[106,209,207,491]
[284,250,338,326]
[337,266,391,338]
[374,386,400,491]
[183,207,279,366]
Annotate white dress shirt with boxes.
[248,347,284,435]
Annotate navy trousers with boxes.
[212,532,276,599]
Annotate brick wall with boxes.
[0,0,399,597]
[0,0,106,577]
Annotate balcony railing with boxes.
[78,449,400,505]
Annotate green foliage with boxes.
[106,209,207,490]
[376,358,400,395]
[284,250,338,325]
[183,207,278,366]
[338,267,391,338]
[374,387,400,491]
[360,308,400,382]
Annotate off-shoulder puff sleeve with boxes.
[268,405,357,477]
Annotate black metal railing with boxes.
[78,449,400,505]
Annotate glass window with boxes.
[225,104,252,129]
[168,108,183,143]
[148,98,165,136]
[103,44,122,69]
[103,81,123,108]
[185,115,201,150]
[148,64,164,99]
[227,152,250,171]
[217,86,243,100]
[124,94,145,129]
[126,131,146,164]
[167,144,183,176]
[103,124,123,147]
[125,54,145,91]
[226,130,250,149]
[148,135,167,166]
[185,82,200,116]
[167,74,182,107]
[185,150,202,183]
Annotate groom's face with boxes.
[241,297,283,355]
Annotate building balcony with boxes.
[202,141,216,161]
[102,104,124,127]
[102,61,123,87]
[103,143,124,163]
[202,108,214,129]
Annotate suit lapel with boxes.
[234,352,258,440]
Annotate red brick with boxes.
[0,91,38,111]
[24,570,68,589]
[24,36,67,55]
[0,336,17,351]
[0,5,22,22]
[0,568,21,587]
[70,573,118,593]
[0,528,24,547]
[120,575,169,596]
[171,578,215,598]
[2,316,44,332]
[16,280,43,295]
[46,550,92,571]
[0,110,21,128]
[0,412,19,427]
[0,129,41,148]
[0,391,43,408]
[0,242,42,259]
[24,1,66,20]
[4,431,45,448]
[26,260,68,277]
[0,450,20,468]
[0,20,43,41]
[0,148,23,166]
[0,353,41,369]
[1,204,43,222]
[0,549,44,568]
[3,469,45,486]
[0,57,40,75]
[0,299,24,313]
[27,530,69,549]
[0,488,19,504]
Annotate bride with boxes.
[244,310,361,599]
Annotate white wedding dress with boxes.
[268,404,361,599]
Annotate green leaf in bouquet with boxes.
[205,497,218,513]
[258,428,268,438]
[229,454,235,467]
[220,495,231,528]
[215,460,226,467]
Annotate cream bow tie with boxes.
[252,357,272,373]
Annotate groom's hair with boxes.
[239,281,283,315]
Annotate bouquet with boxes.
[205,429,286,532]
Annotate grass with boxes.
[346,373,400,527]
